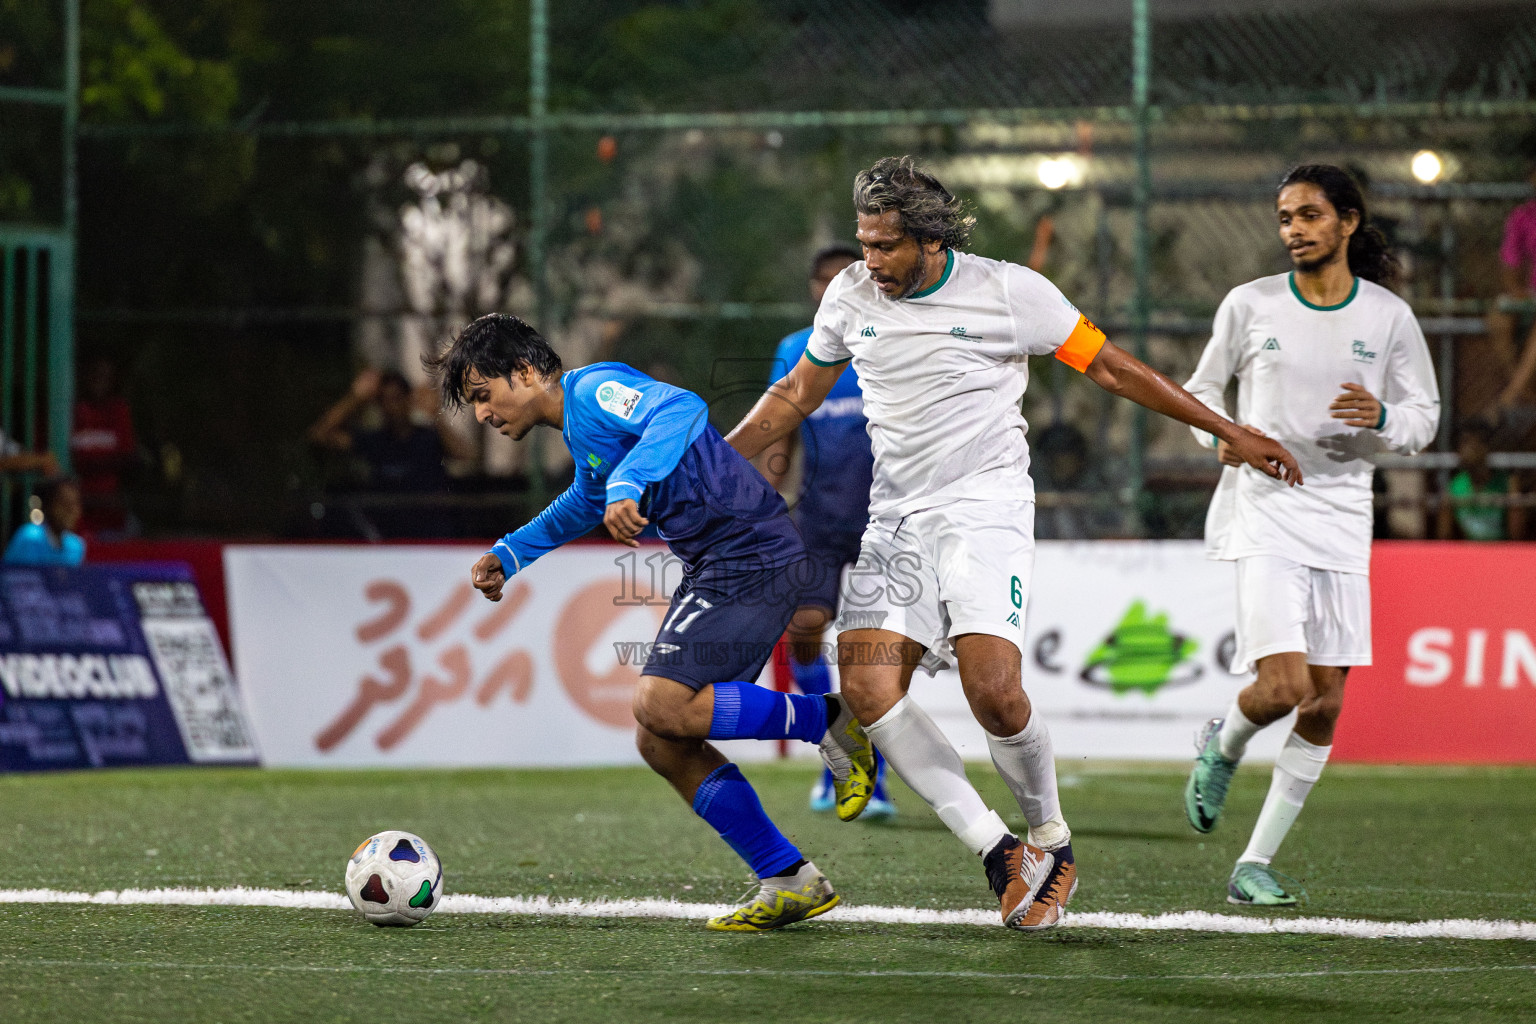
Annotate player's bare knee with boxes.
[1255,665,1312,712]
[788,608,832,664]
[631,678,699,740]
[964,685,1030,736]
[1293,670,1323,706]
[1299,688,1345,726]
[789,604,832,637]
[838,672,877,715]
[633,724,667,765]
[633,726,697,783]
[839,669,895,723]
[958,664,1029,734]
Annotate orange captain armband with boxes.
[1054,313,1107,372]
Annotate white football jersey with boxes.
[1185,273,1439,574]
[805,250,1103,518]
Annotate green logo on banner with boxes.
[1080,600,1203,694]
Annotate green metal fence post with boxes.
[526,0,549,506]
[2,247,14,538]
[54,0,80,472]
[64,0,79,243]
[22,247,39,456]
[1128,0,1152,533]
[49,238,75,473]
[1437,207,1455,454]
[21,246,41,515]
[1434,204,1456,505]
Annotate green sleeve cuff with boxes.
[1374,405,1387,430]
[804,350,851,367]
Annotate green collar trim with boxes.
[907,249,954,300]
[1289,272,1358,311]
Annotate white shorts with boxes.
[834,498,1035,674]
[1234,555,1372,674]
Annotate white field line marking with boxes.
[0,887,1533,941]
[0,957,1534,983]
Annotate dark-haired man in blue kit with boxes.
[758,244,896,819]
[429,312,878,931]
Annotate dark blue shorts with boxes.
[794,529,863,614]
[641,558,811,691]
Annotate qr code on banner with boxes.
[140,618,260,763]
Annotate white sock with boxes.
[985,712,1070,850]
[866,695,1009,856]
[1238,730,1331,866]
[1218,698,1262,762]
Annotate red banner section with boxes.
[1336,542,1536,764]
[91,540,233,653]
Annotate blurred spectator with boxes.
[0,429,58,476]
[1436,419,1524,541]
[4,476,85,566]
[1487,147,1536,416]
[71,353,141,537]
[308,369,469,491]
[1344,163,1403,249]
[1032,420,1093,540]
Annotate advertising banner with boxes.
[920,542,1284,762]
[226,545,754,768]
[226,542,1281,766]
[1332,543,1536,764]
[0,564,260,771]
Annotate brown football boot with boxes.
[982,834,1054,930]
[1016,843,1077,930]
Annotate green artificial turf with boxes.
[0,762,1532,1023]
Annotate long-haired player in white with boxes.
[728,156,1302,931]
[1181,164,1440,905]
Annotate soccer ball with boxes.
[345,830,444,927]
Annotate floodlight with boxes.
[1411,150,1443,184]
[1038,157,1074,190]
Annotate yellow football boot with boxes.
[706,862,840,932]
[818,693,877,822]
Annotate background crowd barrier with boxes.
[221,540,1536,768]
[1334,542,1536,763]
[0,562,258,771]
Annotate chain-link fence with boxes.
[5,0,1535,538]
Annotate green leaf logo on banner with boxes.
[1080,600,1203,694]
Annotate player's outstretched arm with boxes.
[476,474,607,599]
[725,355,845,461]
[472,552,506,602]
[1084,340,1303,486]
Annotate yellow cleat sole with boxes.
[704,893,841,932]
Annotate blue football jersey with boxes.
[772,327,875,535]
[491,363,804,576]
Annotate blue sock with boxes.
[692,763,803,879]
[709,682,828,743]
[789,651,832,697]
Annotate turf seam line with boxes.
[0,958,1533,982]
[2,887,1534,940]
